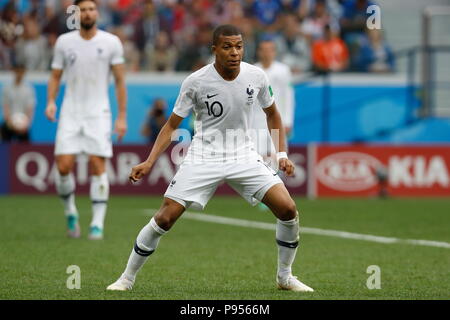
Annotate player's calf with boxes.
[89,172,109,240]
[107,199,184,290]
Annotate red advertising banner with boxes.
[9,145,308,196]
[313,145,450,197]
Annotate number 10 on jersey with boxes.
[205,101,224,118]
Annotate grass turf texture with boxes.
[0,195,449,300]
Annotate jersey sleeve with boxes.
[257,71,275,109]
[111,37,125,65]
[51,37,65,70]
[172,76,196,118]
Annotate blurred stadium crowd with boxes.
[0,0,394,73]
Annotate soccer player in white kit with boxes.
[107,25,313,292]
[45,0,127,240]
[251,39,296,169]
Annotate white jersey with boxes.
[2,81,36,116]
[51,30,124,120]
[173,62,275,163]
[253,61,295,130]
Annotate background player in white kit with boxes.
[107,25,313,293]
[251,38,296,169]
[45,0,127,240]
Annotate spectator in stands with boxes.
[207,0,235,26]
[340,0,378,70]
[175,24,213,71]
[145,30,177,72]
[134,0,161,55]
[171,0,187,47]
[96,0,115,30]
[356,28,395,73]
[239,17,257,64]
[15,17,50,70]
[0,0,393,75]
[340,0,375,64]
[279,0,302,14]
[0,2,20,70]
[112,26,141,72]
[252,0,282,31]
[340,0,374,35]
[298,0,343,20]
[141,98,168,143]
[301,0,340,43]
[274,13,311,73]
[0,62,36,142]
[312,24,349,72]
[42,0,72,36]
[158,0,176,36]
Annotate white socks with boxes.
[122,217,167,281]
[90,173,109,229]
[276,213,300,280]
[55,172,78,217]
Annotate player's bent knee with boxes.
[280,201,297,221]
[56,163,73,176]
[56,156,75,176]
[153,213,175,231]
[58,167,71,176]
[154,200,185,231]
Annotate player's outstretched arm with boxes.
[263,103,295,177]
[129,113,184,183]
[112,64,127,142]
[46,69,63,122]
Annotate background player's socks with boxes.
[276,213,300,281]
[89,173,109,232]
[55,172,78,217]
[122,217,167,281]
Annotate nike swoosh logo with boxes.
[207,94,219,99]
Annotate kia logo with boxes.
[316,152,383,191]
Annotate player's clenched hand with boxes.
[114,117,127,142]
[279,158,295,177]
[45,101,57,122]
[129,161,152,183]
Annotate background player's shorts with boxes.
[54,115,113,158]
[164,159,283,210]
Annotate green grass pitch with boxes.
[0,195,449,300]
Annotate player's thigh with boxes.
[164,162,223,211]
[262,183,298,221]
[84,116,113,158]
[54,117,84,155]
[89,155,106,175]
[55,154,77,175]
[226,160,282,206]
[153,197,186,231]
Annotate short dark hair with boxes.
[74,0,97,6]
[212,25,242,45]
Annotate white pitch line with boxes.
[142,210,450,249]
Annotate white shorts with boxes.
[164,159,284,210]
[54,115,113,158]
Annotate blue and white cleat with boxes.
[88,226,104,240]
[67,215,80,238]
[277,275,314,292]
